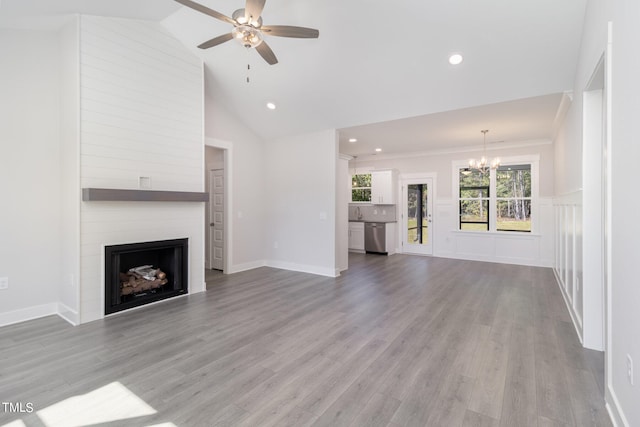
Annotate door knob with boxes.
[210,223,215,226]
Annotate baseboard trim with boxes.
[606,385,629,427]
[266,260,339,278]
[434,251,547,267]
[0,303,59,328]
[57,303,79,326]
[227,260,267,274]
[553,268,584,345]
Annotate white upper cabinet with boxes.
[371,170,397,204]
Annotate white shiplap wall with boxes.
[78,16,204,323]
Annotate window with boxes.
[459,169,490,230]
[496,164,531,231]
[455,158,536,233]
[351,173,372,202]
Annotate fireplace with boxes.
[104,238,188,315]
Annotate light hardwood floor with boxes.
[0,254,610,427]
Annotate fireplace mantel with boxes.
[82,188,209,202]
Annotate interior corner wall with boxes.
[204,94,267,271]
[0,29,63,325]
[59,17,81,325]
[264,129,338,277]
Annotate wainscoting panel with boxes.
[553,191,583,340]
[494,235,538,262]
[431,198,553,267]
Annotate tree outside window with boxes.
[351,173,371,202]
[459,168,490,230]
[496,165,531,231]
[457,162,533,233]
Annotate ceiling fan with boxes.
[175,0,319,65]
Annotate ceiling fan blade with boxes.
[197,33,234,49]
[174,0,235,25]
[245,0,266,21]
[261,25,319,38]
[256,41,278,65]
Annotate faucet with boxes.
[355,206,362,220]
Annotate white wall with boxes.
[264,129,338,277]
[77,16,205,323]
[59,18,80,324]
[336,155,350,272]
[356,143,555,199]
[555,0,640,424]
[0,29,63,325]
[609,0,640,424]
[204,89,266,272]
[353,142,555,267]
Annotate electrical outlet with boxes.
[0,277,8,290]
[273,241,279,249]
[139,176,152,189]
[627,354,634,386]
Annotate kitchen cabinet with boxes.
[371,170,397,204]
[348,222,365,251]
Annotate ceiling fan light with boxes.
[231,25,263,48]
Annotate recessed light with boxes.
[348,138,357,143]
[448,53,463,65]
[266,102,276,110]
[375,148,382,152]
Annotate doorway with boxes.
[401,176,434,255]
[582,55,607,352]
[204,143,229,274]
[209,169,224,270]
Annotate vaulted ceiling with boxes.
[1,0,587,154]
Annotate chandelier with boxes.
[469,129,500,172]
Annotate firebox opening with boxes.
[105,238,188,315]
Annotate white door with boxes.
[402,178,433,255]
[209,169,224,271]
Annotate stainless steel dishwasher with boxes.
[364,222,386,254]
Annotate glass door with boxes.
[402,178,433,255]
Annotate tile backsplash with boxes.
[349,204,397,222]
